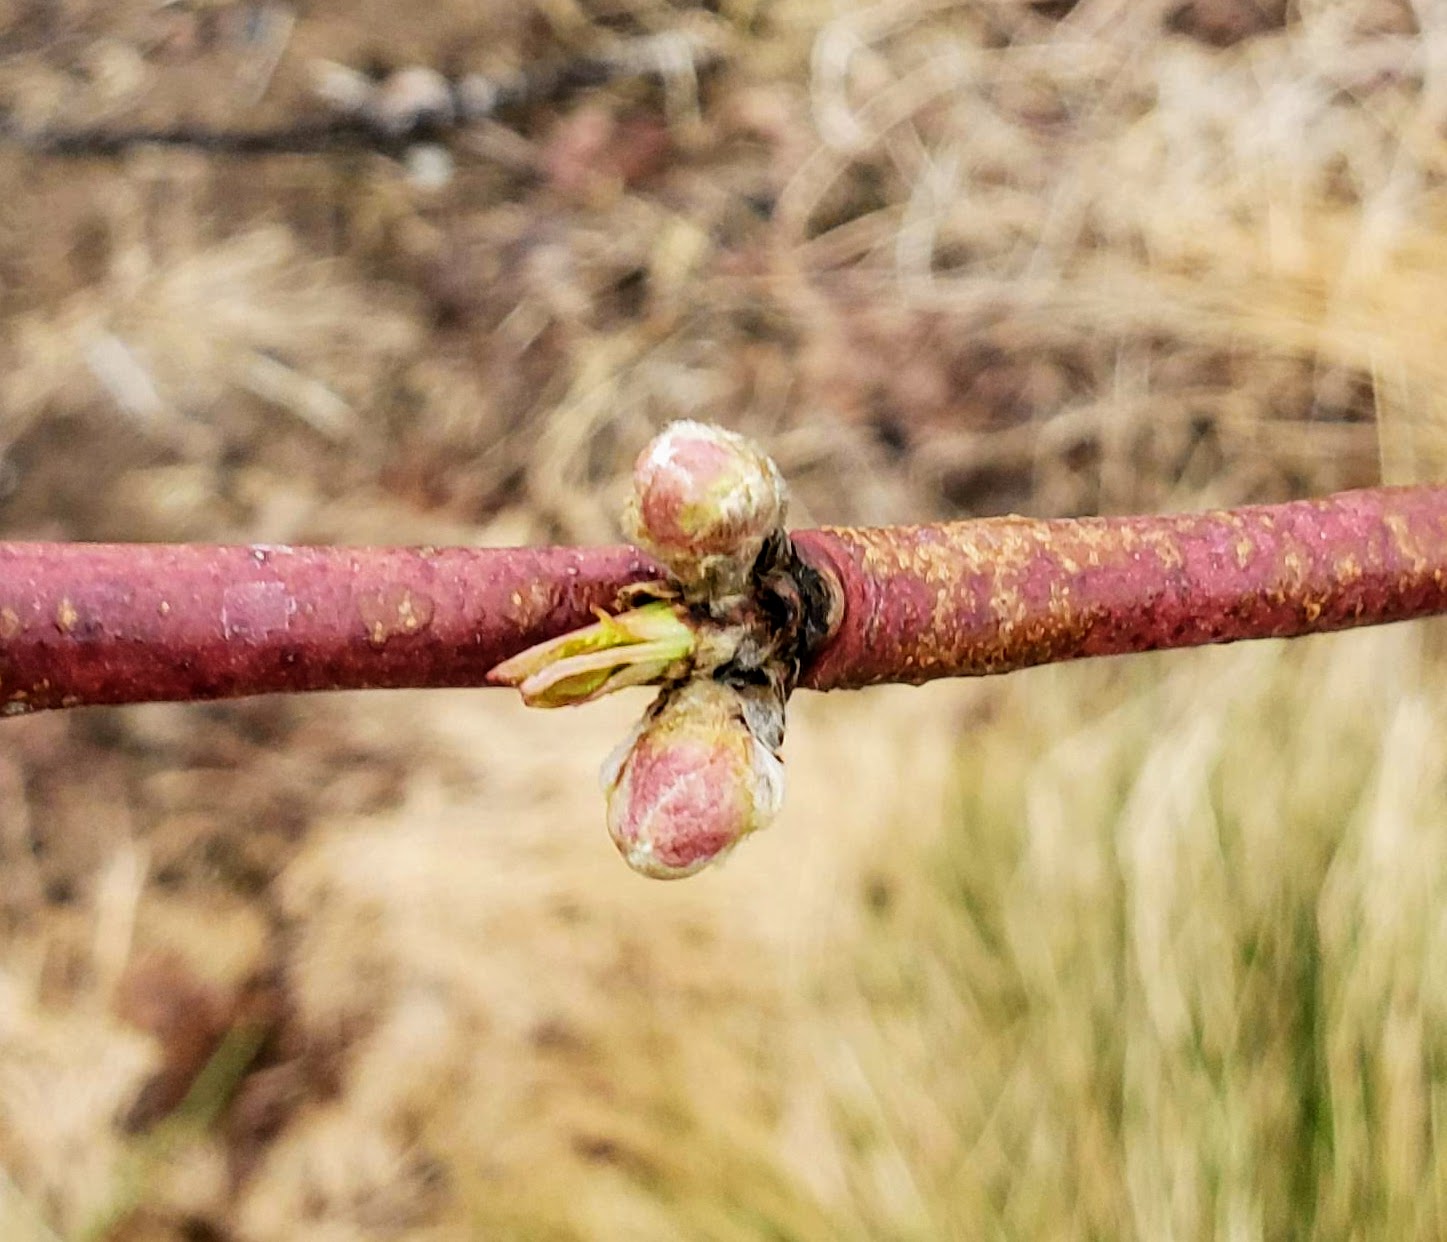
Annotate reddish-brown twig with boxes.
[0,542,655,715]
[1,485,1444,717]
[796,484,1447,690]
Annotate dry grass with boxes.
[3,0,1447,1238]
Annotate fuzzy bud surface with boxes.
[624,420,787,594]
[602,678,784,879]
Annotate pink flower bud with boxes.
[624,421,786,593]
[602,678,784,879]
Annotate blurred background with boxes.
[1,0,1447,1237]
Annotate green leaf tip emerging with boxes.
[485,602,694,708]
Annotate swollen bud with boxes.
[624,421,787,596]
[602,678,784,879]
[488,420,800,879]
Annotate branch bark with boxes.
[2,484,1445,715]
[0,542,656,714]
[796,484,1447,690]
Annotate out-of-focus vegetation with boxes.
[1,0,1447,1237]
